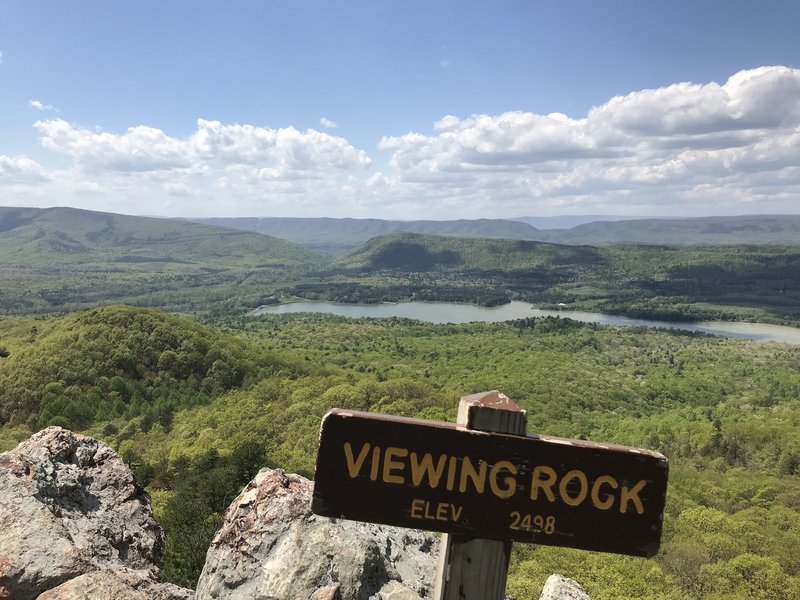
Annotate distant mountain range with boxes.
[331,231,602,273]
[0,206,322,268]
[189,217,541,253]
[535,215,800,245]
[0,206,324,314]
[192,214,800,250]
[513,215,649,229]
[1,206,798,322]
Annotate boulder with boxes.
[195,468,438,600]
[0,427,192,599]
[538,574,591,600]
[36,566,194,600]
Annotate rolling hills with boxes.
[281,231,800,324]
[536,214,800,245]
[2,207,800,324]
[190,216,542,253]
[0,207,325,315]
[330,231,603,272]
[191,214,800,250]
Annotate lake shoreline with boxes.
[247,300,800,345]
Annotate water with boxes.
[247,300,800,345]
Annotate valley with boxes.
[0,207,799,598]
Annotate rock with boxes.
[371,581,423,600]
[0,427,192,600]
[35,566,194,600]
[196,468,438,600]
[311,584,342,600]
[538,574,591,600]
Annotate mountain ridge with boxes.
[189,213,800,249]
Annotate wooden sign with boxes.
[311,408,668,557]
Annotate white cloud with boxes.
[10,118,374,217]
[35,119,195,172]
[3,66,800,218]
[320,117,337,129]
[191,119,370,171]
[371,66,800,217]
[29,99,59,112]
[0,155,50,183]
[33,118,371,177]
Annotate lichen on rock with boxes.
[195,468,438,600]
[0,426,192,600]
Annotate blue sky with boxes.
[1,1,799,219]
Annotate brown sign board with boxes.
[311,409,668,557]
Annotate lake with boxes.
[247,300,800,345]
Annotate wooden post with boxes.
[433,390,528,600]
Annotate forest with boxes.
[1,305,799,599]
[1,207,800,598]
[2,208,799,326]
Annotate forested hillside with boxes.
[1,305,799,598]
[287,232,800,325]
[536,215,800,245]
[2,208,799,326]
[0,207,325,315]
[191,216,541,253]
[191,214,800,248]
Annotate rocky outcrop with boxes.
[0,427,192,600]
[195,468,438,600]
[538,574,591,600]
[36,566,194,600]
[1,427,589,600]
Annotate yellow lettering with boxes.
[410,452,448,488]
[591,475,618,510]
[530,466,557,502]
[436,502,449,521]
[489,460,518,499]
[559,470,589,506]
[369,446,381,481]
[382,447,408,484]
[459,456,487,494]
[620,480,646,514]
[451,504,463,521]
[343,442,371,478]
[410,498,424,519]
[424,500,435,519]
[446,456,458,491]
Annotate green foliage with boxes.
[0,206,326,315]
[282,234,800,326]
[190,215,542,249]
[2,308,800,596]
[0,305,300,431]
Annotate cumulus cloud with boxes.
[191,119,370,171]
[320,117,337,129]
[4,66,800,218]
[0,155,50,183]
[14,118,374,216]
[372,66,800,217]
[33,118,371,176]
[35,119,195,172]
[29,99,59,112]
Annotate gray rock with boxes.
[371,581,422,600]
[0,427,191,600]
[195,468,438,600]
[311,584,342,600]
[538,574,591,600]
[35,566,194,600]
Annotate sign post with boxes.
[433,391,527,599]
[311,390,668,598]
